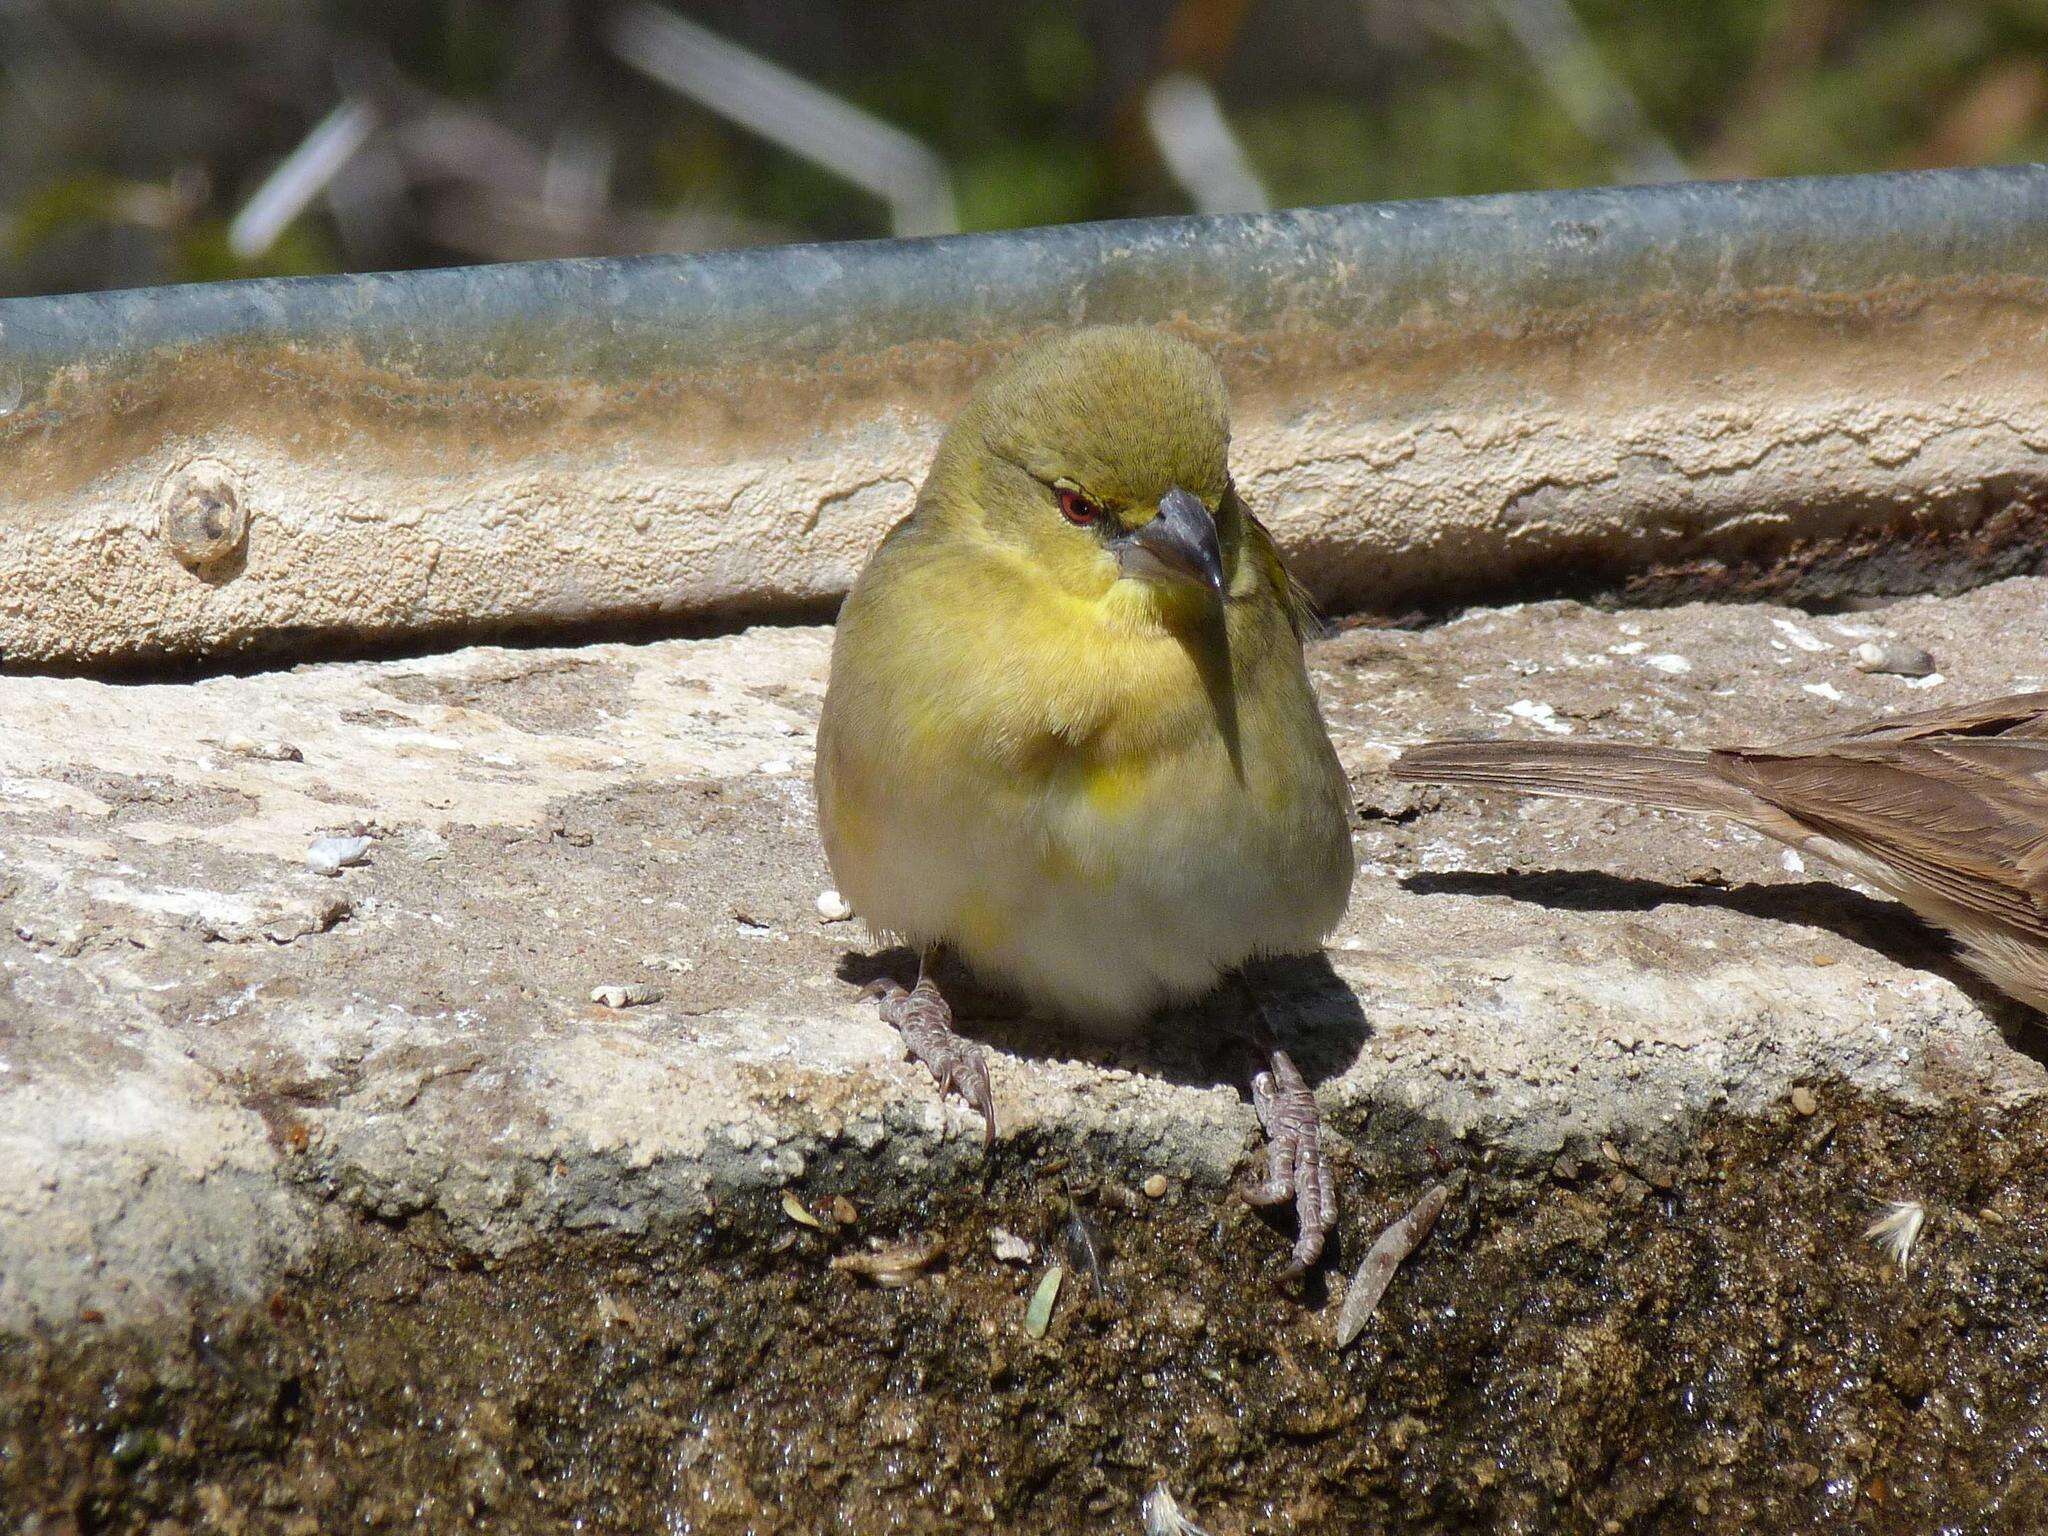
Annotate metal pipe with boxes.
[6,165,2048,670]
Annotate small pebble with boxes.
[223,736,304,762]
[757,757,793,776]
[1504,699,1571,735]
[816,889,854,922]
[1142,1174,1169,1199]
[1790,1086,1818,1117]
[1771,618,1831,653]
[306,834,371,876]
[590,983,664,1009]
[990,1228,1034,1264]
[1852,640,1937,678]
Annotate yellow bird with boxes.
[815,325,1354,1272]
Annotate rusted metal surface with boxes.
[5,165,2048,669]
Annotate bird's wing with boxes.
[1714,729,2048,938]
[1769,690,2048,752]
[1234,494,1322,640]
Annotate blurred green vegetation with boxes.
[1,0,2045,297]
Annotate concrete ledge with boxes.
[9,168,2048,668]
[6,577,2045,1329]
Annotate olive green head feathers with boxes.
[920,326,1247,619]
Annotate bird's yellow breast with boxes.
[816,519,1352,1029]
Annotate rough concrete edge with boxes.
[12,348,2048,670]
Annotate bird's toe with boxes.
[1242,1049,1337,1276]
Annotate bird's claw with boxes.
[936,1058,998,1148]
[868,974,997,1146]
[1240,1048,1335,1279]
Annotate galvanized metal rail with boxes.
[5,165,2048,670]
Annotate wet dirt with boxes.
[9,1088,2048,1535]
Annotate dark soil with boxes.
[9,1088,2048,1535]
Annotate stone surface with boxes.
[6,578,2047,1331]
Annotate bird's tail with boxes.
[1390,739,1759,819]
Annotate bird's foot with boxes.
[1240,1046,1336,1280]
[864,973,996,1146]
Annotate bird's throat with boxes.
[1100,573,1227,640]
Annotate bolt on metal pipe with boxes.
[5,165,2048,671]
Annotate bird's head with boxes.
[929,325,1236,620]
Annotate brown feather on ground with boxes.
[1391,692,2048,1014]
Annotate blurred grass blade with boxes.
[606,2,956,237]
[1486,0,1686,183]
[1143,72,1269,215]
[230,98,378,260]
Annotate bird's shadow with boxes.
[833,948,1372,1098]
[1403,867,2047,1065]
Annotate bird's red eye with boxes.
[1058,488,1102,526]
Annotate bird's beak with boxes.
[1117,486,1224,596]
